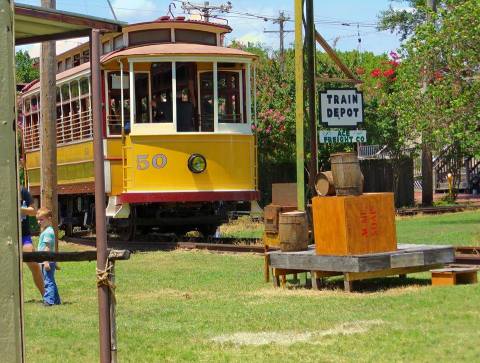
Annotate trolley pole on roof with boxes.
[294,0,305,211]
[40,0,59,249]
[91,29,112,363]
[0,1,24,361]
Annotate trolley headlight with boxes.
[188,154,207,174]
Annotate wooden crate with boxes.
[312,193,397,256]
[272,183,297,208]
[431,266,478,286]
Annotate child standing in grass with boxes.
[37,207,61,306]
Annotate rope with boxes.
[96,259,116,304]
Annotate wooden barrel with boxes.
[330,152,363,196]
[278,211,308,252]
[314,171,335,196]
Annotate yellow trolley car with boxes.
[21,15,258,237]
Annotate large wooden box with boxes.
[312,193,397,256]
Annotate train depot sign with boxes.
[320,88,364,127]
[319,129,367,144]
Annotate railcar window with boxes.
[135,73,150,124]
[82,50,90,63]
[175,29,216,46]
[218,71,243,124]
[24,97,31,114]
[151,63,172,123]
[199,72,214,132]
[175,62,197,132]
[71,80,79,99]
[102,41,112,54]
[129,29,170,46]
[80,78,89,95]
[61,84,70,101]
[73,54,81,67]
[107,71,130,135]
[23,94,41,151]
[113,35,124,50]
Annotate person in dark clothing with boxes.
[20,187,44,297]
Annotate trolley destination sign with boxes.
[319,129,367,144]
[320,89,364,127]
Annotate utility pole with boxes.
[180,1,232,22]
[421,0,436,206]
[264,11,294,71]
[40,0,59,248]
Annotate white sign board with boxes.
[319,129,367,144]
[320,89,363,127]
[111,74,129,90]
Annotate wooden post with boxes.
[40,0,59,248]
[91,29,112,363]
[264,244,270,283]
[109,260,117,363]
[295,0,305,211]
[0,1,25,361]
[305,0,317,195]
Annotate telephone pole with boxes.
[264,11,293,71]
[180,1,232,22]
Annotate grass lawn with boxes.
[23,211,480,362]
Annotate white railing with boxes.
[106,115,122,136]
[23,110,93,152]
[358,145,381,159]
[23,122,40,151]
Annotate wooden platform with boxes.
[267,244,454,292]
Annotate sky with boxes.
[17,0,412,57]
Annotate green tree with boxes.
[390,0,480,193]
[15,50,38,83]
[377,0,457,40]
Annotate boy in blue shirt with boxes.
[37,207,61,306]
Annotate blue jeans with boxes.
[42,262,61,305]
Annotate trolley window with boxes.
[199,72,214,132]
[218,71,243,124]
[134,73,151,124]
[151,63,173,124]
[113,35,124,50]
[175,62,196,132]
[102,41,112,54]
[175,29,216,46]
[129,29,171,46]
[106,71,130,135]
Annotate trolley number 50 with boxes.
[136,154,167,170]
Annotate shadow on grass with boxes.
[24,299,73,306]
[285,275,430,293]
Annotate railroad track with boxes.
[397,204,480,216]
[64,236,267,254]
